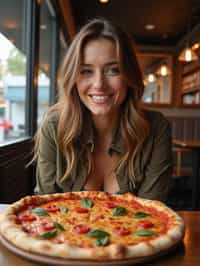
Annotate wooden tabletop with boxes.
[0,207,200,265]
[173,139,200,148]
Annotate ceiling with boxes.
[70,0,200,48]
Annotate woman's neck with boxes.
[92,114,119,151]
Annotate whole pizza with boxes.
[0,191,185,261]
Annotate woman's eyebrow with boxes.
[81,61,119,67]
[81,63,92,67]
[105,61,119,66]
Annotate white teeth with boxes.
[91,95,109,100]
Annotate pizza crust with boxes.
[0,192,185,260]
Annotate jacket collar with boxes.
[85,119,125,155]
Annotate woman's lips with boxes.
[89,95,112,103]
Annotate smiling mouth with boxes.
[89,95,111,103]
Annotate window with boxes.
[38,0,54,125]
[0,0,67,144]
[0,1,27,144]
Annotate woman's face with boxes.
[76,38,128,119]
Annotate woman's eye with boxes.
[80,69,93,75]
[106,67,120,76]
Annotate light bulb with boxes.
[148,74,155,82]
[185,49,192,62]
[160,65,167,76]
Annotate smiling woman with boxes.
[76,38,127,120]
[33,18,173,203]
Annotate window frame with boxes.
[0,0,62,147]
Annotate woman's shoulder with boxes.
[144,109,170,131]
[40,108,60,130]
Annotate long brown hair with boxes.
[34,18,150,185]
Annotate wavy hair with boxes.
[34,18,150,185]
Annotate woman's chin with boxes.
[90,108,118,119]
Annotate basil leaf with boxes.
[81,198,94,208]
[54,222,65,231]
[59,205,68,213]
[112,207,127,216]
[39,229,57,239]
[133,212,151,218]
[32,208,49,216]
[94,236,109,246]
[135,229,157,237]
[87,230,109,238]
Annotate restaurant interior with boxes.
[0,0,200,212]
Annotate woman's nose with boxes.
[93,71,105,90]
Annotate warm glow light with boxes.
[186,49,192,61]
[144,24,155,30]
[143,79,147,86]
[157,64,171,76]
[160,65,167,76]
[99,0,109,3]
[148,74,155,82]
[192,42,200,50]
[178,47,198,62]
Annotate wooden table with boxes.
[0,204,200,266]
[173,139,200,210]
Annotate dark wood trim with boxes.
[179,104,200,108]
[25,0,40,137]
[137,51,173,57]
[141,103,174,108]
[0,138,32,153]
[175,60,183,107]
[0,138,35,203]
[58,0,76,39]
[171,55,177,106]
[50,17,59,105]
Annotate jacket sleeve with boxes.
[137,113,173,202]
[34,116,59,194]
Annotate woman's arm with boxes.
[34,116,58,194]
[137,114,173,202]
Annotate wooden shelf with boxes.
[182,60,200,77]
[181,87,200,95]
[179,103,200,108]
[180,62,200,105]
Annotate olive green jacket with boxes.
[34,110,173,202]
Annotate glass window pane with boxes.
[38,0,53,125]
[0,0,27,144]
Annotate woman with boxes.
[34,18,173,202]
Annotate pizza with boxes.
[0,191,185,261]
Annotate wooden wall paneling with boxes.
[194,118,200,140]
[168,116,200,141]
[183,118,195,140]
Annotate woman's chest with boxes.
[84,152,120,193]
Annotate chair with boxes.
[168,146,192,210]
[173,146,191,177]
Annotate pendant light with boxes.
[156,63,171,76]
[178,47,198,62]
[178,12,199,62]
[147,73,155,83]
[192,42,200,50]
